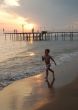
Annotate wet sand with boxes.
[0,56,78,110]
[36,78,78,110]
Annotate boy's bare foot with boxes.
[50,77,55,86]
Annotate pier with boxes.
[4,31,78,41]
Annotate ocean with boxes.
[0,35,78,87]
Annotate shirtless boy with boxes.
[42,49,56,81]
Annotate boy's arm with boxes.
[50,56,56,65]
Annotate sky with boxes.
[0,0,78,32]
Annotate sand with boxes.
[0,56,78,110]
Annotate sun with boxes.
[25,23,34,31]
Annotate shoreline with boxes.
[0,55,78,110]
[0,54,78,90]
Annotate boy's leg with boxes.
[45,69,49,80]
[49,68,55,80]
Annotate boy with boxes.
[42,49,56,81]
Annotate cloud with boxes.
[1,0,78,31]
[0,0,20,8]
[0,0,37,31]
[4,0,20,6]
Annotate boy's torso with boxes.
[44,55,51,65]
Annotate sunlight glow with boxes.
[29,52,35,56]
[29,37,33,44]
[0,10,36,32]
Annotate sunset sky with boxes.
[0,0,78,32]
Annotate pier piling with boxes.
[3,31,78,41]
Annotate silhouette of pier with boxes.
[4,31,78,41]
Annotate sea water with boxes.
[0,35,78,87]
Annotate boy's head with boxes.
[45,49,50,55]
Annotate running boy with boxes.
[42,49,56,81]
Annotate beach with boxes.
[0,55,78,110]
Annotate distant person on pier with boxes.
[42,49,56,81]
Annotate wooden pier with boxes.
[4,31,78,41]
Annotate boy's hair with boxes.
[45,49,50,53]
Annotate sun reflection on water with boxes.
[29,52,35,56]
